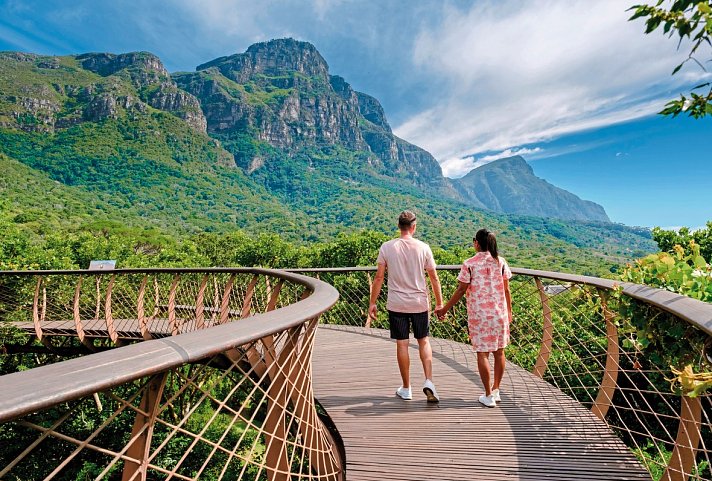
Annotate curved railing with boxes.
[2,266,711,480]
[0,268,342,481]
[290,266,712,481]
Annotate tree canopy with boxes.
[630,0,712,118]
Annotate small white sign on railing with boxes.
[88,260,116,271]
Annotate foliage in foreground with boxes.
[630,0,712,118]
[618,223,712,396]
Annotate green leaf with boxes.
[694,255,707,268]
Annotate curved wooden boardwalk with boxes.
[312,325,650,481]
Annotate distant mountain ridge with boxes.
[173,38,455,196]
[175,38,606,221]
[0,39,649,275]
[453,156,610,222]
[0,40,607,222]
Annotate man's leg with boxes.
[476,351,492,396]
[416,336,433,381]
[412,312,433,381]
[389,311,411,388]
[396,339,410,388]
[492,348,506,391]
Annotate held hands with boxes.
[434,304,447,321]
[367,303,377,328]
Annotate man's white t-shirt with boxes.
[376,237,436,313]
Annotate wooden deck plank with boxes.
[312,325,650,481]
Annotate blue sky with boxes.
[0,0,709,228]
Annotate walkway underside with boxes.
[312,325,650,481]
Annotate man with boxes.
[368,210,444,402]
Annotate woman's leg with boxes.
[476,351,492,396]
[492,348,506,391]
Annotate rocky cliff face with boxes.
[0,51,207,133]
[0,41,612,223]
[178,39,368,152]
[453,156,610,222]
[77,52,207,132]
[177,38,454,195]
[198,38,331,83]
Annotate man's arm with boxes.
[426,267,444,310]
[367,262,386,327]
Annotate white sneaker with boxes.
[396,386,412,400]
[479,394,496,408]
[492,389,501,402]
[423,379,440,403]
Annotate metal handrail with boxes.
[2,265,711,480]
[0,268,339,423]
[287,265,712,336]
[290,265,712,481]
[0,268,343,481]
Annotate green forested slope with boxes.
[0,48,656,276]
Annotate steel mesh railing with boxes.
[0,268,343,481]
[291,266,712,481]
[2,265,711,481]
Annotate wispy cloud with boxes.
[395,0,711,177]
[1,0,707,184]
[441,147,543,178]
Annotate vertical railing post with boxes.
[240,275,260,318]
[137,276,151,340]
[105,275,118,343]
[32,276,43,341]
[591,289,620,421]
[663,396,703,481]
[168,274,180,335]
[73,276,94,350]
[195,274,209,329]
[365,272,373,327]
[533,277,554,378]
[95,276,101,323]
[219,274,236,325]
[121,373,168,481]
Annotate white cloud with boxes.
[478,147,542,163]
[441,147,543,178]
[164,0,270,39]
[395,0,711,173]
[164,0,343,39]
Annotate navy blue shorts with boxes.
[389,310,429,340]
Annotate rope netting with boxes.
[298,267,712,481]
[0,270,342,481]
[1,266,710,480]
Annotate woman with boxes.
[436,229,513,407]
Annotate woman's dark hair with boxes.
[475,228,498,259]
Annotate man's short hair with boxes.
[398,210,417,229]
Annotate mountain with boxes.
[174,39,604,221]
[453,156,610,222]
[0,42,655,274]
[173,38,456,197]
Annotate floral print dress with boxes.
[457,252,513,352]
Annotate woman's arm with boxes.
[435,281,469,319]
[504,277,513,323]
